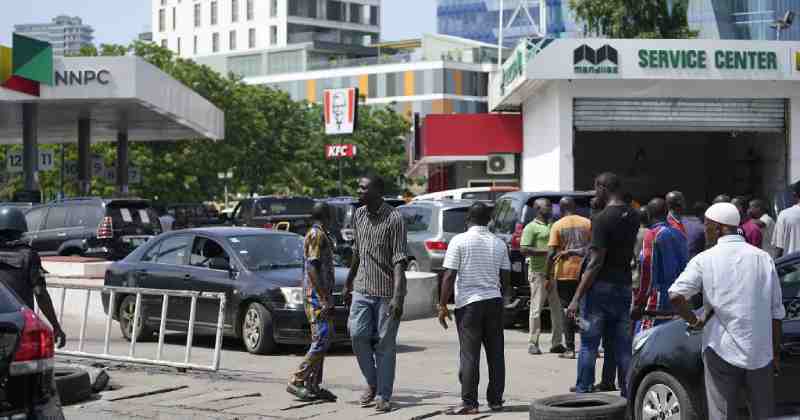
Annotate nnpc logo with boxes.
[574,44,619,74]
[0,33,53,96]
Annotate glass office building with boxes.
[689,0,800,40]
[437,0,580,47]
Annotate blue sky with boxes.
[0,0,437,46]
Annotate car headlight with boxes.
[280,287,305,306]
[633,327,657,353]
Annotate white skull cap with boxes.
[704,202,741,227]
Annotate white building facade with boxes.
[152,0,381,59]
[14,15,94,56]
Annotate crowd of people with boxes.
[283,172,796,419]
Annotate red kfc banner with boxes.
[325,144,358,159]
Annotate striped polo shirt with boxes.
[443,226,511,309]
[352,202,408,298]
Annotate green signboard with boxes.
[638,49,778,71]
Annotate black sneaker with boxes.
[593,382,617,392]
[489,402,504,412]
[550,345,568,354]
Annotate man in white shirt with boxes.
[438,202,511,415]
[773,182,800,258]
[669,202,785,420]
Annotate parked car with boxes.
[101,227,350,355]
[398,200,475,273]
[491,191,594,326]
[229,196,315,237]
[167,203,223,229]
[413,186,519,202]
[0,284,64,419]
[628,252,800,419]
[23,197,162,260]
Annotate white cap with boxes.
[705,202,741,227]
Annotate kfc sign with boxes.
[326,144,358,159]
[323,88,359,135]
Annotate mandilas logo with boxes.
[574,44,619,74]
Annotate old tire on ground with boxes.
[54,367,92,405]
[634,371,699,420]
[118,295,154,342]
[531,393,628,420]
[241,302,278,355]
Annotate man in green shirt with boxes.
[521,198,565,355]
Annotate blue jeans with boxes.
[348,292,401,402]
[576,281,633,397]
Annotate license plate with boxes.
[512,262,523,272]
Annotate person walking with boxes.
[0,207,67,348]
[344,175,408,413]
[733,196,763,248]
[521,198,565,355]
[287,202,338,402]
[631,198,688,334]
[545,197,591,360]
[749,199,777,257]
[437,202,510,415]
[669,202,784,420]
[773,182,800,258]
[567,173,640,397]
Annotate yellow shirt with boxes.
[548,214,592,281]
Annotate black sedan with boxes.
[0,284,64,419]
[102,227,350,355]
[628,253,800,419]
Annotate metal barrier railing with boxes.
[47,282,226,371]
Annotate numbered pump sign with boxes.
[323,88,359,135]
[325,144,357,160]
[6,151,55,173]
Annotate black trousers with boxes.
[557,281,578,350]
[454,298,505,407]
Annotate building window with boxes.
[248,28,256,48]
[370,6,379,26]
[194,3,201,27]
[270,0,278,17]
[211,1,218,25]
[270,26,277,45]
[327,1,345,22]
[193,35,198,54]
[177,37,181,55]
[247,0,254,20]
[350,4,362,24]
[172,7,177,30]
[161,39,167,48]
[231,0,239,22]
[159,9,166,32]
[229,30,236,50]
[212,32,219,52]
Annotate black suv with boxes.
[23,198,162,260]
[492,191,594,326]
[230,196,315,236]
[167,203,222,230]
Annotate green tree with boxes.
[569,0,697,39]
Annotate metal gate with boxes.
[573,98,787,132]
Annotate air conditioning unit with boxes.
[487,154,516,175]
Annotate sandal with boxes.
[286,383,315,401]
[445,405,480,415]
[359,387,377,407]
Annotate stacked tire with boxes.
[531,393,628,420]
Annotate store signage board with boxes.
[6,150,55,172]
[637,49,778,71]
[325,144,357,159]
[323,88,358,135]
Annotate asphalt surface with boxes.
[49,287,598,419]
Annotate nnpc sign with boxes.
[54,69,111,86]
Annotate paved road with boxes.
[49,287,603,419]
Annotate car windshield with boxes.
[226,234,304,271]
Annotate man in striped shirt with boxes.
[344,175,408,413]
[438,202,510,414]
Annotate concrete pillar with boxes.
[22,103,39,193]
[521,81,574,191]
[116,129,129,196]
[78,118,91,196]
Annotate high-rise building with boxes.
[437,0,580,47]
[689,0,800,40]
[14,15,94,56]
[152,0,381,59]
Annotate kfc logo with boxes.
[325,144,358,159]
[323,88,359,135]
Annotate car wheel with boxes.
[54,367,92,405]
[530,393,628,420]
[118,295,153,342]
[634,371,699,420]
[241,302,278,355]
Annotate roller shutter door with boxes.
[574,98,786,132]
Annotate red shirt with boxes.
[741,218,763,248]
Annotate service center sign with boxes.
[323,88,359,135]
[325,144,357,160]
